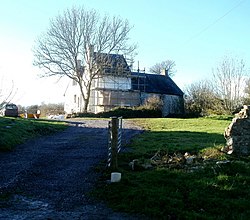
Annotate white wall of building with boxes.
[64,80,84,114]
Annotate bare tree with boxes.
[33,6,137,112]
[212,55,248,112]
[0,74,18,110]
[244,78,250,104]
[149,60,176,77]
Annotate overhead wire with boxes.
[183,0,246,45]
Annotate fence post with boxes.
[111,117,118,170]
[117,117,123,153]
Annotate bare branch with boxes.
[0,76,18,110]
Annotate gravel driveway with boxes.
[0,119,144,219]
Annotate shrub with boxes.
[72,107,162,119]
[97,107,162,118]
[140,96,163,111]
[72,112,96,118]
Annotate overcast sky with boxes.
[0,0,249,106]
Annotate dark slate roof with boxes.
[93,53,130,74]
[131,72,184,96]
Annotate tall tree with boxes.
[149,60,176,77]
[33,6,136,112]
[212,55,248,112]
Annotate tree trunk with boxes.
[80,81,92,113]
[83,98,89,113]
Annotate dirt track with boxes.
[0,119,144,219]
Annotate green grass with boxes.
[0,117,66,151]
[94,118,250,219]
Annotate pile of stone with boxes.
[129,149,231,172]
[223,105,250,156]
[150,151,200,166]
[129,150,202,171]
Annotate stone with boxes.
[216,160,230,165]
[185,156,196,164]
[141,163,153,170]
[224,105,250,156]
[129,159,143,171]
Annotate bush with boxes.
[72,112,96,118]
[140,96,163,111]
[72,96,164,118]
[184,80,225,117]
[72,107,162,119]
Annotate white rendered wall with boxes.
[64,81,84,114]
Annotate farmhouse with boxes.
[64,52,184,117]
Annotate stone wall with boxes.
[223,105,250,156]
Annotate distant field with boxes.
[0,117,66,151]
[94,117,250,219]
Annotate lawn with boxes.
[94,117,250,219]
[0,117,66,151]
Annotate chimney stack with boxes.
[161,69,169,77]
